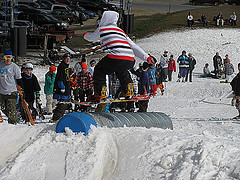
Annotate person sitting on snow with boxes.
[83,11,155,105]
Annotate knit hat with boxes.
[142,62,149,70]
[81,62,87,70]
[49,65,56,72]
[4,49,13,55]
[90,60,96,65]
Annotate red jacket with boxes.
[168,59,176,72]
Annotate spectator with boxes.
[159,50,169,82]
[177,50,189,82]
[201,14,208,27]
[230,63,240,119]
[52,53,71,122]
[187,12,194,27]
[21,63,41,121]
[186,53,196,82]
[138,62,150,112]
[213,52,222,78]
[216,12,224,26]
[224,58,234,82]
[168,55,176,81]
[147,63,157,96]
[156,64,164,95]
[0,49,22,124]
[88,60,96,75]
[77,62,94,111]
[230,12,237,26]
[44,65,57,115]
[202,63,212,77]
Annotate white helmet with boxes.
[25,63,33,69]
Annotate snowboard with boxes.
[220,80,230,83]
[77,95,150,106]
[17,86,34,125]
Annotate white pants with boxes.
[217,19,224,26]
[46,94,57,114]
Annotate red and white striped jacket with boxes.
[83,11,148,62]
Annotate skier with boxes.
[83,11,155,103]
[52,53,71,122]
[230,63,240,119]
[213,52,222,78]
[21,63,41,121]
[138,62,150,112]
[185,53,196,82]
[44,65,57,115]
[77,62,94,112]
[177,50,189,82]
[0,49,23,124]
[168,55,176,81]
[159,50,169,82]
[224,58,234,83]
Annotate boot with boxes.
[125,83,134,99]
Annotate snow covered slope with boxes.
[1,29,240,180]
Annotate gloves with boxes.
[61,89,65,93]
[147,56,155,64]
[36,98,41,104]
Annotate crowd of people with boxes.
[187,11,237,27]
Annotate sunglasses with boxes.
[4,55,13,60]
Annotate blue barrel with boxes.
[56,112,173,135]
[56,112,97,135]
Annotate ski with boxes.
[77,95,150,106]
[17,86,34,125]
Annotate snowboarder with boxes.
[21,63,41,121]
[44,65,57,115]
[185,53,196,82]
[0,49,23,124]
[230,63,240,119]
[230,12,237,26]
[52,53,71,122]
[83,11,155,103]
[156,63,164,95]
[177,50,189,82]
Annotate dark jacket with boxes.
[231,73,240,96]
[22,72,41,102]
[188,57,196,70]
[213,55,222,70]
[139,70,149,95]
[53,61,70,99]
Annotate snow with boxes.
[1,28,240,179]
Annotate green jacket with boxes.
[44,72,56,95]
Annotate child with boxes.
[21,63,41,121]
[138,62,150,112]
[44,65,57,115]
[147,63,157,96]
[168,55,176,81]
[224,58,234,82]
[230,63,240,119]
[156,64,164,95]
[77,62,94,111]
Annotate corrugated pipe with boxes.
[56,112,173,135]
